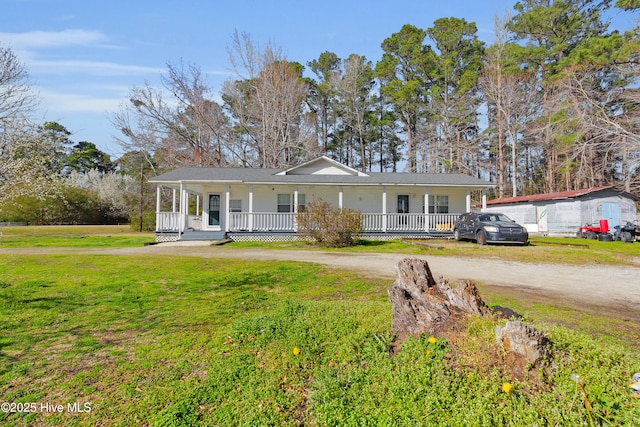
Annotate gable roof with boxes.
[276,156,369,177]
[486,186,639,205]
[149,157,492,188]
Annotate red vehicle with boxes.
[577,220,612,240]
[577,224,603,239]
[578,219,639,242]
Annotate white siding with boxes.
[290,165,355,175]
[191,183,470,215]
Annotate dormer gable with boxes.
[275,156,369,176]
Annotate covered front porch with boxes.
[157,211,459,234]
[153,184,486,242]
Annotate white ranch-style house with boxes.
[149,156,493,242]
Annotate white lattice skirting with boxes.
[157,232,450,243]
[227,233,444,242]
[155,233,180,243]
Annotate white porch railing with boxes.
[156,212,182,232]
[229,212,295,232]
[227,212,458,233]
[156,212,458,234]
[360,213,457,232]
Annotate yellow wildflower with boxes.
[428,336,437,344]
[502,383,513,393]
[292,347,300,355]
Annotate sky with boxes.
[1,0,637,160]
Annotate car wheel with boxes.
[453,229,461,241]
[476,231,486,246]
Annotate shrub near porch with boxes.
[296,198,363,247]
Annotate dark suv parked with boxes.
[453,212,529,245]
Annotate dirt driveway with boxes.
[4,243,639,322]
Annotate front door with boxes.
[397,195,409,213]
[208,194,221,228]
[397,195,409,226]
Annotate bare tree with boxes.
[162,62,228,166]
[553,62,640,192]
[0,45,39,128]
[112,61,228,170]
[223,31,311,168]
[481,14,540,196]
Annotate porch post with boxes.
[225,185,230,233]
[196,195,200,217]
[338,186,343,210]
[293,186,299,232]
[382,186,387,232]
[424,187,429,232]
[156,186,161,231]
[172,189,177,213]
[249,185,254,232]
[466,189,471,213]
[482,190,487,211]
[179,184,185,233]
[184,186,189,233]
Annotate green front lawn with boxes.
[230,235,640,266]
[1,247,639,426]
[0,225,154,248]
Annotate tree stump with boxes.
[387,257,552,381]
[495,321,551,367]
[387,257,490,337]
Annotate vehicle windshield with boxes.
[478,213,513,222]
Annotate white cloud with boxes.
[39,87,122,114]
[0,29,109,49]
[0,29,164,78]
[30,59,164,76]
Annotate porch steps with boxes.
[180,230,227,241]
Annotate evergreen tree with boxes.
[376,24,436,172]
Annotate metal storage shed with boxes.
[484,186,639,236]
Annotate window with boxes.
[229,199,242,213]
[428,195,449,214]
[277,194,291,213]
[277,193,306,212]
